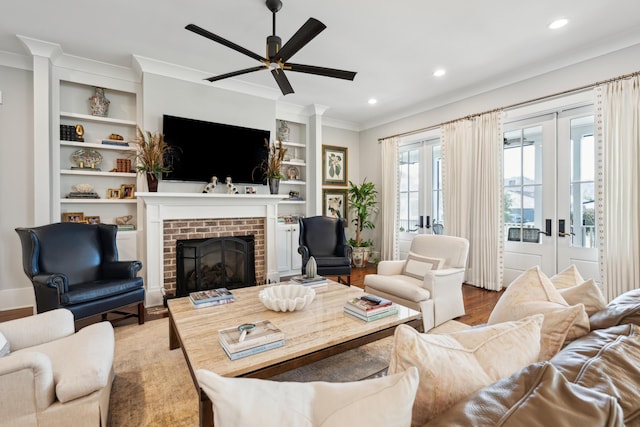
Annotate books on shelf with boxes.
[218,320,285,359]
[117,225,137,231]
[66,192,100,199]
[345,295,395,314]
[189,288,233,305]
[344,306,399,322]
[290,275,328,287]
[101,139,130,147]
[190,297,235,309]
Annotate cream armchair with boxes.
[364,235,469,331]
[0,309,114,427]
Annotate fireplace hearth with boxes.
[176,235,256,297]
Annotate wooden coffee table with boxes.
[167,281,422,427]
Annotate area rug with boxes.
[109,318,394,427]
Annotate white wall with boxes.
[0,64,35,309]
[359,43,640,249]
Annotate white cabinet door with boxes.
[276,225,290,272]
[290,225,302,271]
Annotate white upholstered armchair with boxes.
[0,309,114,427]
[364,235,469,331]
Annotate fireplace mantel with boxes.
[137,192,287,306]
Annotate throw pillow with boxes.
[402,252,444,280]
[550,264,585,289]
[0,332,9,357]
[196,366,419,427]
[487,266,590,360]
[388,314,543,426]
[590,288,640,330]
[558,279,607,316]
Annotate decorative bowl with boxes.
[259,284,316,312]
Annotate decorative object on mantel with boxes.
[133,126,173,192]
[278,120,290,141]
[225,177,239,194]
[88,87,110,117]
[255,138,288,195]
[202,176,218,193]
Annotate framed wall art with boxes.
[322,188,348,223]
[322,145,348,185]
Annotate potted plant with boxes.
[256,138,287,194]
[347,178,378,267]
[133,127,172,192]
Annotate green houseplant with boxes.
[347,178,378,267]
[133,127,172,192]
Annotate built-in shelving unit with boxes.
[276,119,308,215]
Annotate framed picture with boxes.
[322,145,348,185]
[107,188,121,199]
[244,186,257,194]
[62,212,84,223]
[120,184,136,199]
[322,189,348,223]
[85,215,101,225]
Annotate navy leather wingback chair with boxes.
[298,216,353,285]
[16,222,145,324]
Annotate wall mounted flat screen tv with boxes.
[162,114,270,184]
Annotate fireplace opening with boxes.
[175,235,256,297]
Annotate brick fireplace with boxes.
[137,192,286,306]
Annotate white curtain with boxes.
[380,137,400,260]
[442,111,504,291]
[595,75,640,301]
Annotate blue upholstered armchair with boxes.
[15,222,145,324]
[298,216,353,285]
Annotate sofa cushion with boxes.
[196,366,419,427]
[550,264,585,289]
[388,315,543,425]
[488,266,590,360]
[363,274,430,302]
[551,323,640,426]
[402,252,444,280]
[589,288,640,330]
[558,279,607,316]
[424,362,624,426]
[15,321,114,403]
[0,332,9,357]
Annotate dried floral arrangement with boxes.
[256,138,288,180]
[133,127,173,176]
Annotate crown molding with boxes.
[0,50,31,70]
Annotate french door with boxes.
[503,106,598,284]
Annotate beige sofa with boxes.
[0,309,114,427]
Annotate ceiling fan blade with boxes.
[272,18,326,63]
[271,69,294,95]
[186,24,266,63]
[205,66,267,82]
[286,63,357,81]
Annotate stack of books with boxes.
[344,295,398,322]
[66,192,100,199]
[218,320,285,360]
[188,288,234,308]
[289,275,328,287]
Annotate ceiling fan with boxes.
[185,0,357,95]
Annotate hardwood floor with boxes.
[348,264,504,326]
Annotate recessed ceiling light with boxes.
[433,69,446,77]
[549,18,568,29]
[368,98,377,105]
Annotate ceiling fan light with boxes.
[549,18,568,30]
[368,98,378,105]
[433,69,446,77]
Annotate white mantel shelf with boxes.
[137,192,288,306]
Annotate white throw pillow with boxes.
[558,279,607,316]
[388,315,543,426]
[550,265,585,289]
[403,252,444,280]
[197,366,419,427]
[0,332,9,357]
[488,266,590,360]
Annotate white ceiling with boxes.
[2,0,640,129]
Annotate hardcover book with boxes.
[344,306,399,322]
[342,301,397,316]
[189,288,233,304]
[346,296,394,313]
[219,339,285,360]
[218,319,284,354]
[290,275,328,286]
[190,297,234,309]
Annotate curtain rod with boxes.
[378,69,640,142]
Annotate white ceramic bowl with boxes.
[259,284,316,312]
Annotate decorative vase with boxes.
[278,120,290,142]
[305,256,317,278]
[146,173,159,192]
[88,87,110,117]
[269,178,280,194]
